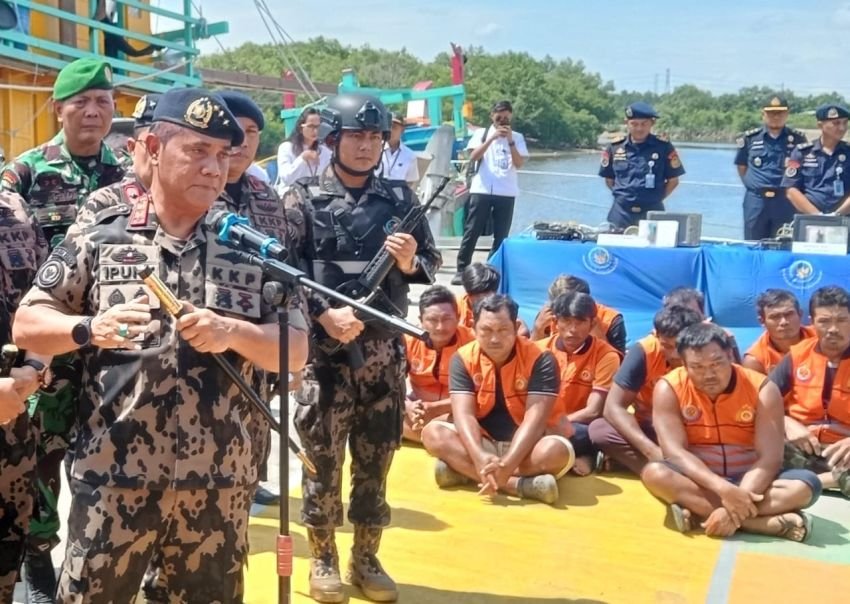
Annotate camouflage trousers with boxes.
[57,479,252,604]
[27,353,80,550]
[0,414,37,604]
[784,441,850,496]
[295,336,405,529]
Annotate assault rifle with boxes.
[317,176,451,364]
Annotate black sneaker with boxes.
[254,483,281,505]
[450,272,463,286]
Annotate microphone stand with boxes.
[219,249,428,604]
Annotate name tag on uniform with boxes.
[644,173,656,189]
[205,239,263,319]
[835,180,845,197]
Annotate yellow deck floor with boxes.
[244,445,850,604]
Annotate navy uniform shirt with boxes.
[734,126,807,192]
[599,134,685,210]
[781,139,850,212]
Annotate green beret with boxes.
[53,58,114,101]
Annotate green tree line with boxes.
[199,37,849,155]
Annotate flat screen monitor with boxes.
[792,214,850,251]
[645,211,702,247]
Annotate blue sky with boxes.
[184,0,850,97]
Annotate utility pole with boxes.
[665,68,671,94]
[654,73,659,95]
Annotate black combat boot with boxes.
[24,545,56,604]
[347,525,397,602]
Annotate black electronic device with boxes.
[791,214,850,252]
[645,211,702,247]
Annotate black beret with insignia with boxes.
[815,103,850,121]
[218,90,265,131]
[132,94,160,131]
[152,87,245,146]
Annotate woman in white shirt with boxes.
[275,107,332,193]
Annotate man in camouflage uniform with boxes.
[282,93,441,603]
[13,87,308,604]
[0,191,48,603]
[0,57,125,600]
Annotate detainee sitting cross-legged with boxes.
[421,294,574,505]
[403,285,474,442]
[641,323,821,542]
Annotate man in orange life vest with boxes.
[404,285,474,442]
[663,286,743,362]
[588,305,703,474]
[457,262,500,330]
[642,323,821,541]
[743,289,816,375]
[768,286,850,497]
[537,291,621,475]
[531,274,627,353]
[421,294,574,505]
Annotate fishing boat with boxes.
[2,4,849,604]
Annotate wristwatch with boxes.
[72,317,94,347]
[22,359,53,389]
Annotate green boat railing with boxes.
[0,0,228,92]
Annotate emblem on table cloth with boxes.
[582,246,618,275]
[781,259,822,290]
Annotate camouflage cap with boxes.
[132,93,160,130]
[152,87,245,146]
[53,58,114,101]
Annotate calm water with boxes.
[514,145,745,240]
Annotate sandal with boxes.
[775,511,813,543]
[669,503,692,533]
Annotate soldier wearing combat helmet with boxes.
[281,93,441,602]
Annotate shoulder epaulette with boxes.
[745,127,762,137]
[89,202,131,226]
[608,133,626,144]
[796,141,814,150]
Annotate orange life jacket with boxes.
[455,337,561,429]
[546,302,622,344]
[405,325,474,400]
[538,335,620,416]
[634,335,672,423]
[664,364,764,478]
[457,293,475,330]
[785,338,850,444]
[745,325,817,374]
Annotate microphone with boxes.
[205,210,288,262]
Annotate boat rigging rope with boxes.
[251,0,322,101]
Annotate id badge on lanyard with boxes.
[835,166,845,197]
[645,160,656,189]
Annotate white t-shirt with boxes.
[377,142,420,183]
[246,163,270,183]
[466,126,529,197]
[275,141,332,192]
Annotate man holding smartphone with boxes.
[452,100,529,285]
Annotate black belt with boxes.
[754,187,781,198]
